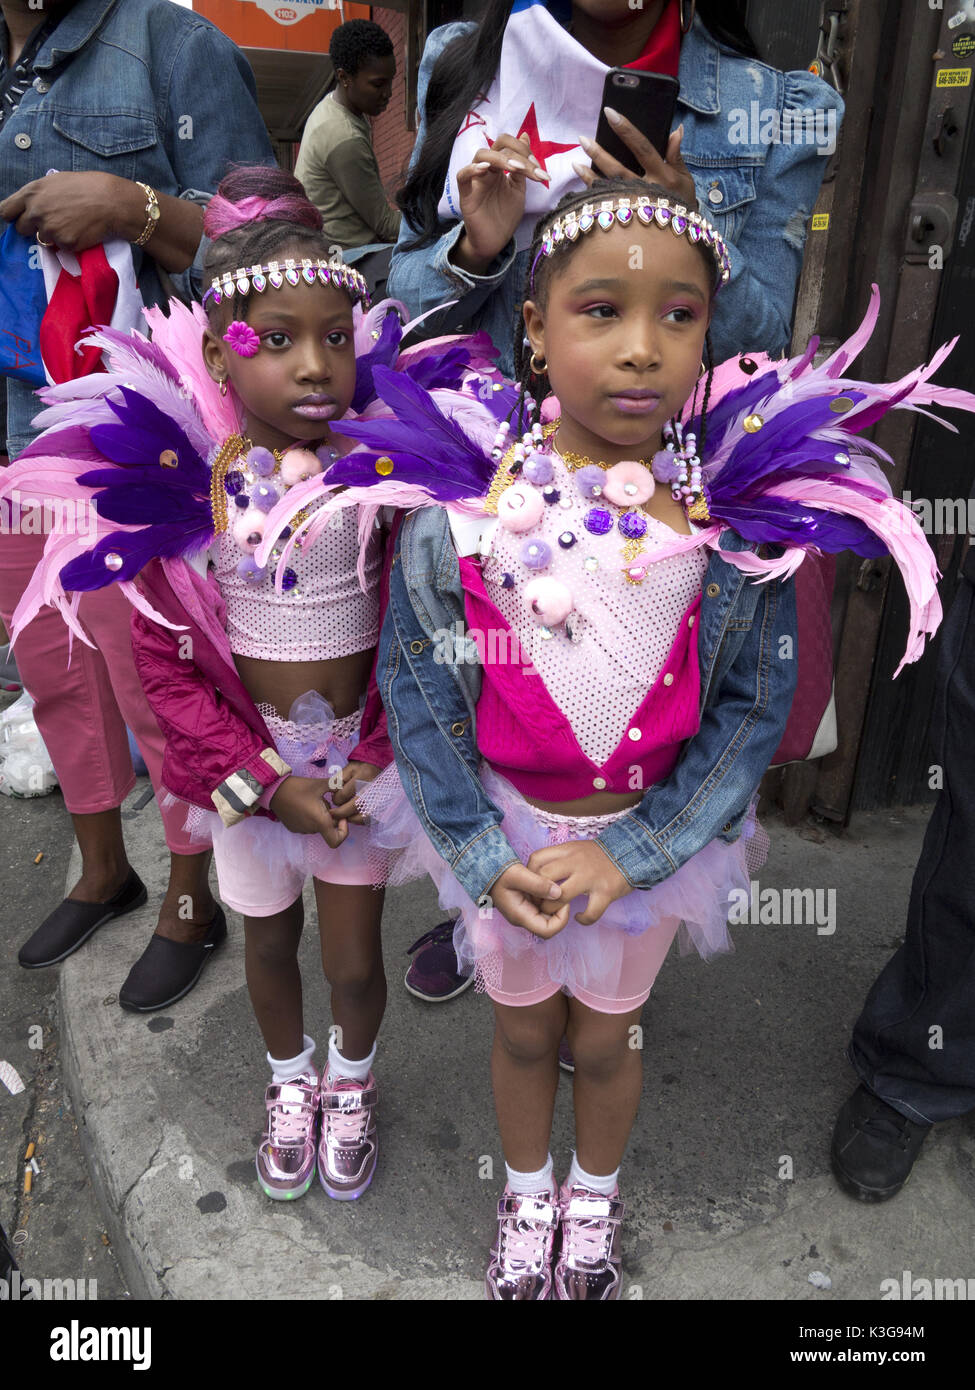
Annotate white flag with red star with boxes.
[438,0,613,250]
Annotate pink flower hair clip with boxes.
[223,320,261,357]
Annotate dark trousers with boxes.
[849,546,975,1124]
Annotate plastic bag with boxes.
[0,691,58,798]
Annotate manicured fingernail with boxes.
[571,161,589,181]
[472,160,492,169]
[675,122,685,140]
[508,157,527,171]
[603,105,623,126]
[577,134,594,152]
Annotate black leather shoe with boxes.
[831,1084,932,1202]
[118,907,227,1012]
[18,870,148,968]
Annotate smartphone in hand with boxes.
[594,69,681,174]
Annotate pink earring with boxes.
[223,321,260,357]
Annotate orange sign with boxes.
[194,0,372,53]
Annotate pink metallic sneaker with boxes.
[553,1183,625,1300]
[485,1187,560,1300]
[318,1070,378,1200]
[255,1071,319,1201]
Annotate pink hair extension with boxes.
[203,193,322,240]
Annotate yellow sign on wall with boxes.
[936,67,972,88]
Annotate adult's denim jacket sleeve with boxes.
[378,513,521,905]
[595,553,798,888]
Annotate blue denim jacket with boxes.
[1,0,275,457]
[378,505,798,907]
[387,14,843,374]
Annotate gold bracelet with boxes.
[133,182,161,248]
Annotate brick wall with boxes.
[370,8,417,202]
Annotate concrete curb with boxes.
[58,783,975,1300]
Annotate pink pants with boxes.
[0,526,205,854]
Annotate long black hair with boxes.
[511,177,718,457]
[398,0,759,250]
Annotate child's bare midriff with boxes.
[235,647,376,721]
[525,788,644,817]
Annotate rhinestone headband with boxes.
[530,196,732,293]
[202,257,371,310]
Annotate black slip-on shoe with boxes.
[118,907,227,1012]
[18,870,148,968]
[831,1084,932,1202]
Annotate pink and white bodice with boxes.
[464,448,711,802]
[213,497,381,662]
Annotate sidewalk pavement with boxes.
[58,781,975,1300]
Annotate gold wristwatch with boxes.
[133,182,161,247]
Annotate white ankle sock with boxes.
[268,1034,316,1084]
[567,1152,619,1195]
[505,1155,555,1195]
[327,1038,375,1083]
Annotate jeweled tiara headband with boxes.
[529,196,732,293]
[202,257,371,310]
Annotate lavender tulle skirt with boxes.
[358,762,769,1011]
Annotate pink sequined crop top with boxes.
[213,497,381,662]
[462,450,710,803]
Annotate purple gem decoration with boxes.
[520,539,551,569]
[522,454,553,486]
[233,493,249,510]
[224,469,245,496]
[542,485,561,505]
[617,206,633,225]
[575,464,606,499]
[618,511,647,540]
[584,507,613,536]
[501,572,515,588]
[672,215,688,235]
[280,526,292,540]
[558,531,577,549]
[281,568,298,592]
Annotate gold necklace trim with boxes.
[209,436,285,534]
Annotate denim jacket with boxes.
[378,505,798,907]
[387,14,843,374]
[1,0,274,457]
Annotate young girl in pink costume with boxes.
[276,175,973,1295]
[0,166,500,1204]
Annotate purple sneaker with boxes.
[404,920,475,1002]
[255,1072,319,1201]
[318,1070,378,1200]
[486,1187,560,1301]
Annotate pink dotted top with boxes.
[464,449,711,802]
[212,498,381,662]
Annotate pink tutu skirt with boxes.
[178,692,383,917]
[358,762,769,1012]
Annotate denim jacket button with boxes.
[14,132,31,149]
[33,78,50,93]
[450,721,466,736]
[723,822,733,832]
[410,640,425,654]
[706,582,720,597]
